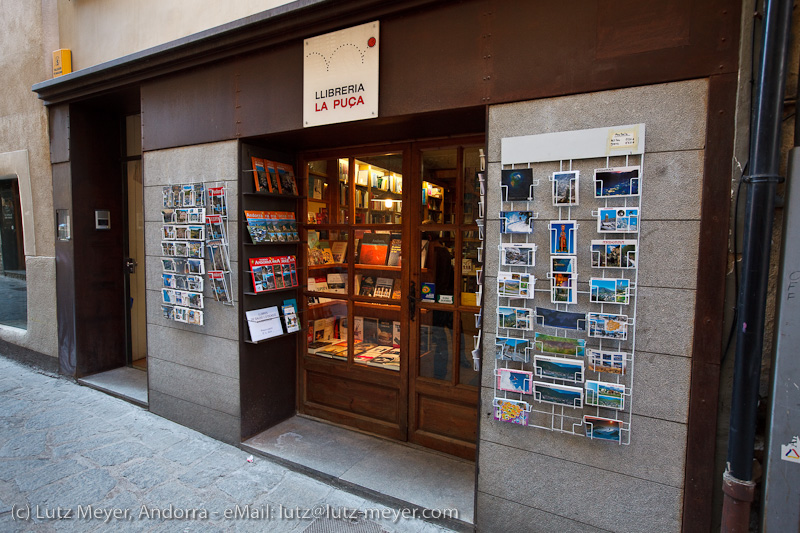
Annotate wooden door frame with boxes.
[296,134,484,456]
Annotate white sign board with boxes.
[501,124,646,165]
[246,306,284,342]
[304,21,379,128]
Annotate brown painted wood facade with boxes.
[35,0,743,529]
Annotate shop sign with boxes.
[304,21,379,128]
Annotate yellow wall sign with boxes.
[52,49,72,78]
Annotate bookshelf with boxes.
[239,142,302,439]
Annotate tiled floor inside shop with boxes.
[244,416,475,525]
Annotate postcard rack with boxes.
[493,124,645,445]
[205,181,234,306]
[159,181,209,326]
[471,156,487,371]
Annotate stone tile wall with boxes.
[142,140,241,444]
[478,79,708,532]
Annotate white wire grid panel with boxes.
[494,150,644,445]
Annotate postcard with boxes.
[495,337,530,363]
[500,243,536,267]
[161,289,175,305]
[585,380,625,410]
[594,166,640,197]
[187,258,204,275]
[590,278,630,304]
[501,168,534,202]
[187,242,204,259]
[587,312,628,340]
[496,368,534,394]
[498,306,533,330]
[597,207,639,233]
[173,259,188,275]
[500,211,534,234]
[590,240,637,269]
[498,272,532,298]
[550,270,576,304]
[552,170,579,206]
[533,382,583,408]
[551,255,575,274]
[586,348,627,375]
[161,305,174,320]
[187,309,204,326]
[549,221,577,254]
[534,355,584,382]
[534,332,585,357]
[493,398,530,425]
[584,415,623,442]
[535,307,586,330]
[173,306,188,323]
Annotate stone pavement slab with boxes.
[0,356,464,533]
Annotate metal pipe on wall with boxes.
[721,0,793,529]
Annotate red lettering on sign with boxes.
[332,96,365,110]
[316,102,328,112]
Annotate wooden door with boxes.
[299,145,411,442]
[408,139,484,460]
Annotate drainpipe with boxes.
[721,0,793,530]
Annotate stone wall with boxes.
[477,79,709,532]
[142,141,241,444]
[0,0,57,357]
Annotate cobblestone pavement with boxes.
[0,356,462,533]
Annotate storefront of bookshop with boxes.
[33,1,744,530]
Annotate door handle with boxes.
[125,258,137,274]
[408,280,416,319]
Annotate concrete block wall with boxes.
[478,79,708,532]
[142,140,241,444]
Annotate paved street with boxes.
[0,356,461,533]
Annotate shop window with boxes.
[0,177,26,329]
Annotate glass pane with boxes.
[354,154,403,224]
[308,159,349,224]
[307,229,349,300]
[462,147,481,224]
[0,178,27,329]
[419,308,453,381]
[460,230,482,307]
[354,229,401,271]
[459,311,480,386]
[420,230,456,305]
[307,298,348,361]
[421,149,457,224]
[353,303,401,371]
[338,158,349,223]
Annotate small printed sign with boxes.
[781,436,800,464]
[608,126,640,151]
[304,21,379,128]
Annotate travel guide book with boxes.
[249,256,298,293]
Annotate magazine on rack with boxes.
[208,186,227,217]
[208,271,232,303]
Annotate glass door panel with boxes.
[409,141,483,460]
[353,154,403,225]
[306,298,349,361]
